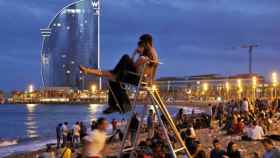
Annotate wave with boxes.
[0,136,42,148]
[0,138,56,157]
[0,139,18,147]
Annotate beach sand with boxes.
[5,117,280,158]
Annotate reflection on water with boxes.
[26,104,37,113]
[25,104,38,138]
[88,104,104,121]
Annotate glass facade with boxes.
[41,0,99,89]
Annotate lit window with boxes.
[76,9,81,13]
[66,70,71,74]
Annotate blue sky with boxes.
[0,0,280,91]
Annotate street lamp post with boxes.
[91,84,97,93]
[225,81,230,101]
[28,84,34,103]
[272,72,278,105]
[237,79,243,100]
[203,83,208,101]
[252,76,257,102]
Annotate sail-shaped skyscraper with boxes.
[40,0,100,90]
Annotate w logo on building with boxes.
[91,0,99,9]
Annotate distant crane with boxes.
[227,44,258,74]
[241,44,258,74]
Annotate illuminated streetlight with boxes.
[202,83,209,101]
[91,84,97,93]
[225,81,230,100]
[252,76,257,101]
[252,76,257,88]
[237,79,243,99]
[28,84,34,93]
[272,72,278,99]
[272,72,278,87]
[225,82,230,92]
[203,83,208,92]
[186,89,192,95]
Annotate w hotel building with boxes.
[40,0,100,90]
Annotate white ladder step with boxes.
[123,147,134,152]
[174,147,186,153]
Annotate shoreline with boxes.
[2,100,213,108]
[1,102,228,158]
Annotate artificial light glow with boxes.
[26,104,37,113]
[237,79,242,88]
[152,84,157,90]
[252,76,257,88]
[66,70,71,74]
[237,79,243,93]
[225,82,230,91]
[28,85,34,93]
[203,83,208,92]
[91,85,97,93]
[186,89,192,95]
[272,72,278,87]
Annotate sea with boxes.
[0,104,202,157]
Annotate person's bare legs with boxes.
[80,65,116,81]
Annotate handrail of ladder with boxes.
[145,87,193,158]
[118,62,149,158]
[117,60,162,158]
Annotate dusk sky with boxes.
[0,0,280,91]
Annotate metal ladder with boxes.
[118,85,192,158]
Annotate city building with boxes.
[156,73,266,101]
[40,0,100,90]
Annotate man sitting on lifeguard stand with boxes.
[80,34,158,114]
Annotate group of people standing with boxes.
[56,121,87,149]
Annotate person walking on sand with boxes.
[82,117,109,158]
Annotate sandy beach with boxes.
[5,114,280,158]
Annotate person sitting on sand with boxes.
[80,34,158,114]
[230,118,245,135]
[192,141,207,158]
[262,139,280,158]
[226,142,241,158]
[210,139,227,158]
[243,121,264,140]
[38,144,55,158]
[59,143,72,158]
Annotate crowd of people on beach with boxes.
[37,97,280,158]
[172,97,280,158]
